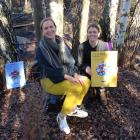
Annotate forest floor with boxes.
[0,64,140,140]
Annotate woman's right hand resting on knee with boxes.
[64,73,88,85]
[74,73,87,85]
[64,74,80,84]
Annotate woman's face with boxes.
[42,20,56,40]
[87,27,100,42]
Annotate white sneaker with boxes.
[56,113,70,134]
[68,107,88,118]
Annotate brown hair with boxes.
[40,17,56,31]
[87,23,102,34]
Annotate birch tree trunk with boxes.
[49,0,63,37]
[115,0,131,49]
[79,0,90,43]
[109,0,119,42]
[101,0,119,42]
[24,0,32,13]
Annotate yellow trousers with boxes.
[40,76,90,115]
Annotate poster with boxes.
[5,61,26,89]
[91,51,118,87]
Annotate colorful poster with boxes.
[91,51,118,87]
[5,61,26,89]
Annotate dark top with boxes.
[82,40,97,74]
[35,36,78,83]
[36,46,65,83]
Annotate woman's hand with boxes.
[85,66,92,76]
[74,73,86,85]
[64,74,80,84]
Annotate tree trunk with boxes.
[79,0,90,43]
[109,0,119,42]
[127,0,140,67]
[42,0,47,18]
[115,0,131,49]
[131,0,140,28]
[72,0,83,64]
[0,0,18,90]
[49,0,63,37]
[24,0,32,13]
[0,1,17,62]
[101,0,119,42]
[101,0,111,41]
[31,0,43,42]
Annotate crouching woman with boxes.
[35,17,90,134]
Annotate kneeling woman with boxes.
[36,18,90,134]
[78,23,112,105]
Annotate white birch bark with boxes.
[109,0,119,41]
[49,0,63,37]
[79,0,90,43]
[115,0,131,48]
[24,0,31,13]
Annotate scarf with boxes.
[39,36,65,69]
[39,35,78,76]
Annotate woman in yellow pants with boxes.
[41,76,90,115]
[36,17,90,134]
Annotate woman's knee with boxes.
[82,76,91,89]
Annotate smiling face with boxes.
[87,26,100,42]
[42,20,56,40]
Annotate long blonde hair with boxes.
[40,17,56,31]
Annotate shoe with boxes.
[67,107,88,118]
[56,113,70,134]
[100,91,107,105]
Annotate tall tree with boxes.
[125,0,140,67]
[130,0,140,28]
[49,0,63,37]
[31,0,43,41]
[24,0,32,13]
[71,0,83,63]
[109,0,119,42]
[115,0,131,49]
[0,1,17,62]
[79,0,90,43]
[101,0,119,42]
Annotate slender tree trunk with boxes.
[109,0,119,42]
[79,0,90,43]
[42,0,47,18]
[131,0,140,28]
[72,0,83,64]
[24,0,32,13]
[127,0,140,67]
[49,0,63,37]
[101,0,111,41]
[31,0,43,42]
[101,0,119,42]
[6,0,12,11]
[115,0,131,49]
[24,0,28,7]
